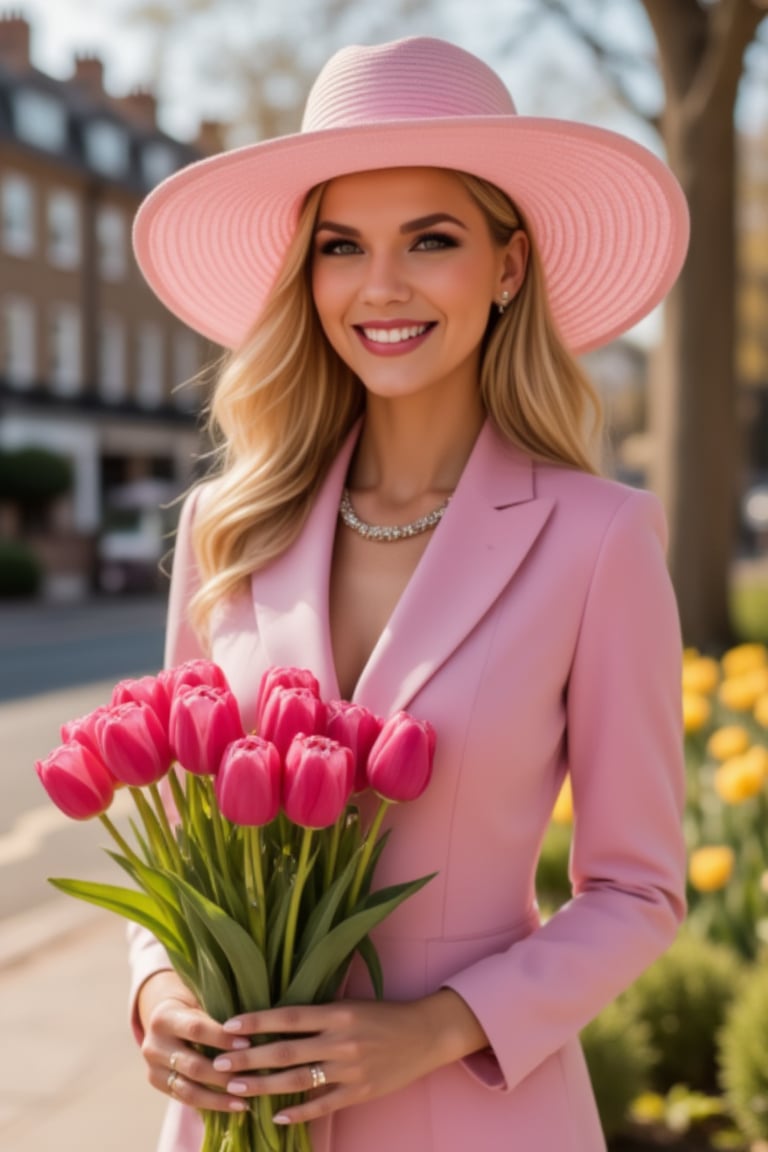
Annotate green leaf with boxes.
[281,873,435,1005]
[173,877,272,1011]
[196,940,236,1023]
[48,877,184,953]
[298,845,365,958]
[356,934,384,999]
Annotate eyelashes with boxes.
[316,231,460,256]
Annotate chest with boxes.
[328,527,433,701]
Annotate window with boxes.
[98,316,126,403]
[12,88,67,151]
[49,304,82,395]
[1,173,36,256]
[172,329,200,411]
[47,190,81,268]
[1,297,36,387]
[84,120,130,178]
[96,205,126,281]
[136,323,164,407]
[141,141,179,186]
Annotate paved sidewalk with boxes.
[0,902,166,1152]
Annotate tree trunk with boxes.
[642,0,765,647]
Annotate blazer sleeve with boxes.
[126,486,208,1041]
[443,487,687,1092]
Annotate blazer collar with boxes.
[252,418,554,716]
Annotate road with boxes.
[1,595,169,926]
[0,594,168,700]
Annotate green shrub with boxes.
[581,1000,654,1139]
[0,538,42,597]
[718,966,768,1142]
[620,932,742,1094]
[535,821,571,911]
[0,446,72,507]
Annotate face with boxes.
[310,167,528,405]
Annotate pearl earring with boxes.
[497,290,511,315]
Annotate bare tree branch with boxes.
[535,0,661,126]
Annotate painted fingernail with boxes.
[229,1100,247,1112]
[228,1080,249,1094]
[231,1039,250,1050]
[273,1114,290,1125]
[223,1019,243,1032]
[213,1057,232,1071]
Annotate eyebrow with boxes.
[314,213,468,237]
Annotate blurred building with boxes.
[0,14,221,598]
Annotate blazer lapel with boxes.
[353,421,554,716]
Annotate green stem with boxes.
[347,799,390,912]
[249,826,267,951]
[324,818,342,890]
[149,781,184,871]
[98,812,143,865]
[129,785,173,869]
[281,827,314,995]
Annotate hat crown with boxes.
[301,37,517,132]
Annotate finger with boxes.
[272,1086,354,1126]
[223,1002,341,1039]
[224,1061,338,1100]
[154,1002,250,1053]
[151,1068,248,1115]
[213,1034,327,1076]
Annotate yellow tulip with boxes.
[714,755,765,804]
[682,657,720,696]
[755,694,768,729]
[682,647,700,663]
[721,643,768,678]
[552,775,573,825]
[688,846,735,892]
[718,668,768,712]
[743,744,768,781]
[683,692,711,733]
[706,725,750,762]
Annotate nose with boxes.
[359,252,411,306]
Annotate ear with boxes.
[497,230,529,300]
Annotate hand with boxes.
[136,971,254,1114]
[208,989,489,1125]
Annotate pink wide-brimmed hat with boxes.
[133,36,689,354]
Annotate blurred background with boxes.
[2,2,768,1150]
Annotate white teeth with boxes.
[361,324,429,344]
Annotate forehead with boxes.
[317,167,478,219]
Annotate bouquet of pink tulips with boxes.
[35,659,436,1152]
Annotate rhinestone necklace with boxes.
[339,488,449,542]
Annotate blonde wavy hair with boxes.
[189,170,603,638]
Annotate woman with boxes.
[129,36,689,1152]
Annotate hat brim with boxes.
[133,116,689,354]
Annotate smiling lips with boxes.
[354,321,436,354]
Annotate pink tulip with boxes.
[326,700,383,792]
[110,674,172,730]
[259,686,326,759]
[168,659,231,695]
[60,706,111,761]
[366,711,436,803]
[283,734,354,829]
[99,701,173,787]
[170,685,245,776]
[215,736,282,826]
[255,666,320,727]
[35,741,115,820]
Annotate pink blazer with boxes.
[128,418,686,1152]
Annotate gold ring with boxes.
[309,1064,327,1089]
[167,1069,180,1094]
[170,1051,180,1071]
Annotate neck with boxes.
[349,390,485,503]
